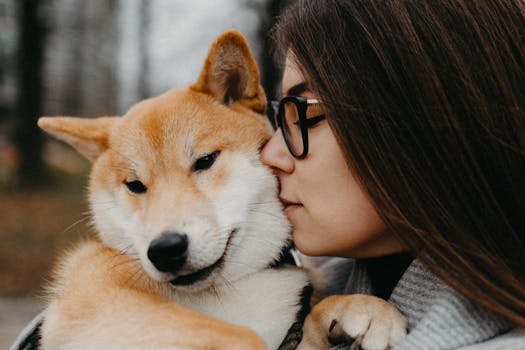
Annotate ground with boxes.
[0,165,93,347]
[0,189,92,347]
[0,298,43,348]
[0,189,93,297]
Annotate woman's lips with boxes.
[280,197,302,215]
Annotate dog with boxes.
[38,30,407,350]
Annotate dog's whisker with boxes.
[108,256,140,271]
[124,265,146,286]
[210,284,222,300]
[248,210,287,220]
[220,259,256,268]
[60,215,92,235]
[118,247,137,257]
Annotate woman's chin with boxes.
[292,231,326,256]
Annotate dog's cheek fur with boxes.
[213,150,291,282]
[88,154,144,254]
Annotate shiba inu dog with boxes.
[37,30,406,350]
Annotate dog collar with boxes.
[270,243,303,268]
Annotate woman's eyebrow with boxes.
[284,82,309,97]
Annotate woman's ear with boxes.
[190,29,266,114]
[38,116,118,161]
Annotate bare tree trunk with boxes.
[138,0,151,100]
[62,0,86,115]
[258,0,284,102]
[11,0,47,188]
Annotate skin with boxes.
[260,54,405,258]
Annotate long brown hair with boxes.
[271,0,525,326]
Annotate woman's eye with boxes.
[125,180,147,194]
[304,114,326,129]
[193,151,220,172]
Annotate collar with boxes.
[269,243,302,268]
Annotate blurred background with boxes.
[0,0,286,345]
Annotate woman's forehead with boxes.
[282,54,305,94]
[282,54,315,98]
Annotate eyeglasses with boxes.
[270,96,326,159]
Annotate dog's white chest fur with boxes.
[170,268,309,350]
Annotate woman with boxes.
[261,0,525,348]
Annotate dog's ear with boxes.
[38,116,118,161]
[190,29,266,114]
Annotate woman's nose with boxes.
[260,128,294,173]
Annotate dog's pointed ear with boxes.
[190,29,266,114]
[38,116,118,161]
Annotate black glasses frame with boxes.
[271,96,326,159]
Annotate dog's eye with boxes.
[125,180,147,194]
[193,151,220,172]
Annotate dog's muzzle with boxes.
[147,232,188,275]
[169,228,238,286]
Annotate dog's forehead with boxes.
[113,88,270,156]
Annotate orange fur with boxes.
[39,29,274,350]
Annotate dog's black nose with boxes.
[147,232,188,274]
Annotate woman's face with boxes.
[261,54,404,258]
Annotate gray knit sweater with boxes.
[322,257,525,350]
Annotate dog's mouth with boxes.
[169,229,238,286]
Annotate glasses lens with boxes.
[282,100,304,156]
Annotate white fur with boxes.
[86,147,306,349]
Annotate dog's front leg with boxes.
[43,288,267,350]
[41,241,267,350]
[297,295,407,350]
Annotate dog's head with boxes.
[39,30,290,291]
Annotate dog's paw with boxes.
[297,294,407,350]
